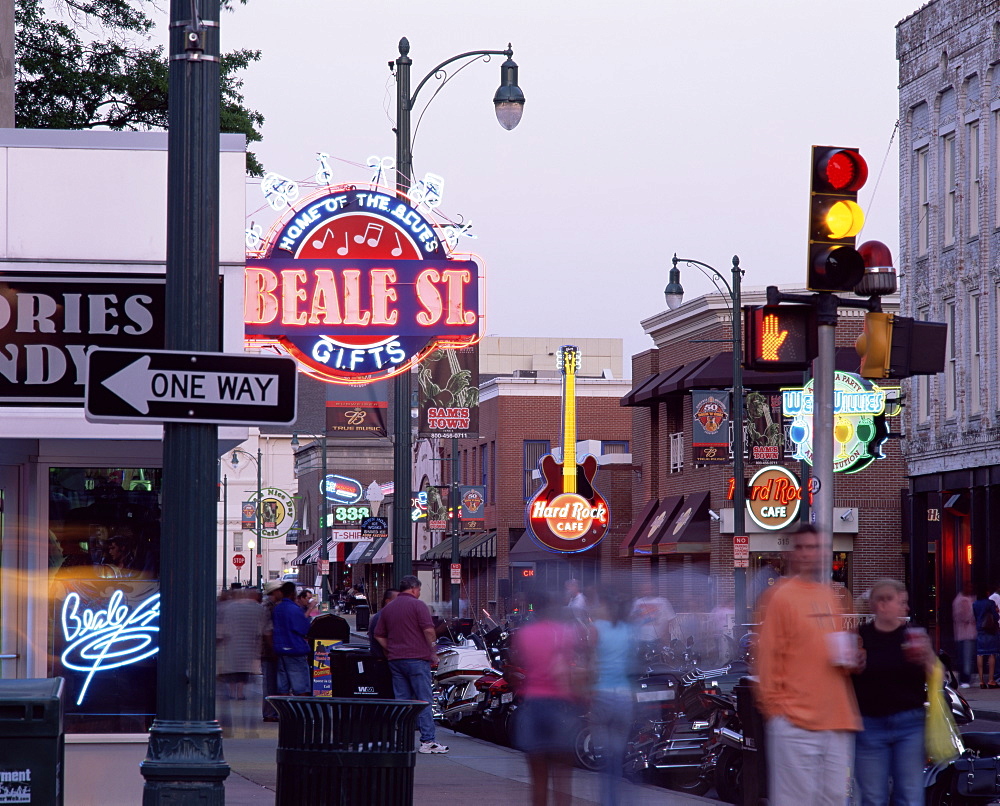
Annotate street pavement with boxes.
[222,719,715,806]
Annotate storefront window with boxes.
[47,467,161,733]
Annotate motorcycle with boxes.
[432,617,509,729]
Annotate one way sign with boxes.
[85,348,298,425]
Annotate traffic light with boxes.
[856,311,948,379]
[743,304,817,371]
[808,146,868,292]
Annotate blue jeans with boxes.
[389,658,435,743]
[276,655,310,696]
[590,691,634,806]
[854,708,925,806]
[955,639,974,684]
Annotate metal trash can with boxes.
[734,676,767,806]
[268,697,424,805]
[354,602,371,630]
[0,678,65,806]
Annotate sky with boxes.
[218,0,922,375]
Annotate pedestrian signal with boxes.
[808,146,868,292]
[743,305,817,372]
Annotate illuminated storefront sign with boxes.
[782,371,893,474]
[321,474,363,505]
[60,591,160,705]
[245,186,481,384]
[728,466,802,531]
[249,487,296,538]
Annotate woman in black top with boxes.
[853,579,934,806]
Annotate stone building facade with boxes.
[897,1,1000,632]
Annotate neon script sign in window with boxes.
[60,590,160,705]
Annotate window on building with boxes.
[917,146,930,255]
[969,121,981,238]
[669,432,684,473]
[971,295,982,414]
[490,440,496,501]
[523,440,550,498]
[601,440,629,455]
[480,443,488,498]
[943,133,957,245]
[233,531,243,551]
[946,300,957,417]
[918,307,930,424]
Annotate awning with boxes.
[619,499,662,557]
[356,535,388,564]
[656,491,712,555]
[422,538,455,561]
[622,349,864,408]
[460,531,496,559]
[509,532,570,562]
[632,495,683,555]
[620,373,661,407]
[292,539,320,566]
[345,541,372,564]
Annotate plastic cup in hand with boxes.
[903,626,928,664]
[826,630,858,667]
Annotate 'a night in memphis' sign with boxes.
[245,188,480,384]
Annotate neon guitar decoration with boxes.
[525,345,610,553]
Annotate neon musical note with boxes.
[391,232,403,257]
[311,228,350,255]
[367,156,395,187]
[337,232,349,255]
[245,223,263,252]
[315,152,333,186]
[354,222,384,247]
[261,172,299,211]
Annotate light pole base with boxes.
[140,719,230,804]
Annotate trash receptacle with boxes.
[734,676,767,806]
[327,644,394,698]
[0,678,65,806]
[354,602,371,630]
[268,696,424,805]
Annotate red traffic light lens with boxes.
[822,149,868,192]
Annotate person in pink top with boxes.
[512,589,587,806]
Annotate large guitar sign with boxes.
[525,346,610,553]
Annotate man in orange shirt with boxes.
[754,525,862,806]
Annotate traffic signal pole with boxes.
[813,294,838,586]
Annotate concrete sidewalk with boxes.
[222,720,715,806]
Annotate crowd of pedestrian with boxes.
[753,524,936,806]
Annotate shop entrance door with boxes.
[0,466,20,678]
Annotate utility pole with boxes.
[140,0,228,800]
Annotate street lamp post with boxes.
[665,254,748,637]
[231,447,262,588]
[291,432,330,605]
[391,37,525,587]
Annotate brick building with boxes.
[897,1,1000,633]
[623,287,907,617]
[422,372,634,616]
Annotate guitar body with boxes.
[526,454,610,553]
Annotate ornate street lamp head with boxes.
[494,49,525,131]
[664,254,685,310]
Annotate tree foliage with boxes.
[15,0,265,175]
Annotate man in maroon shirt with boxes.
[374,575,448,753]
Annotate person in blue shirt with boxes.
[270,581,311,696]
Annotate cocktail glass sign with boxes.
[782,371,896,474]
[245,172,481,385]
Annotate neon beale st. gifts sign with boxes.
[245,188,480,384]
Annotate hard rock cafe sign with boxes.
[728,465,803,531]
[245,173,480,385]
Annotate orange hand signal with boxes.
[761,314,789,361]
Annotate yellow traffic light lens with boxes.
[825,200,864,239]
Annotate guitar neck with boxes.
[562,370,577,494]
